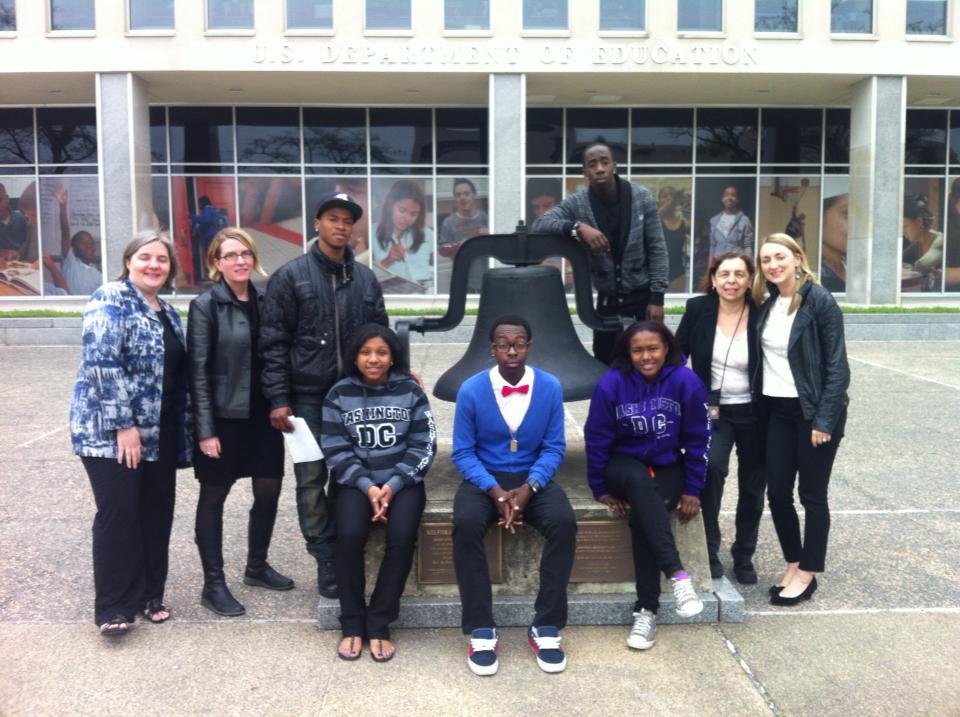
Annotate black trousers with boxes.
[700,403,766,568]
[605,454,686,613]
[764,397,843,573]
[593,292,650,365]
[335,482,425,640]
[453,472,577,634]
[82,449,177,625]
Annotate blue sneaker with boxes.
[528,625,567,673]
[467,627,499,676]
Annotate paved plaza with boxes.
[0,339,959,716]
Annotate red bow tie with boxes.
[502,384,530,397]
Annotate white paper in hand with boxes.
[282,416,324,463]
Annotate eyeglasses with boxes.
[492,342,530,353]
[218,251,254,263]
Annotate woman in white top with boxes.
[676,251,765,585]
[754,234,850,607]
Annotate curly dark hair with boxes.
[610,321,683,375]
[344,324,409,379]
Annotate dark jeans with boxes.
[764,397,843,573]
[605,454,685,614]
[593,292,650,365]
[453,472,577,634]
[292,399,338,562]
[335,482,426,640]
[701,403,765,569]
[82,452,177,625]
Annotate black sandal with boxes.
[99,616,130,637]
[143,599,171,624]
[337,636,362,661]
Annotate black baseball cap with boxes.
[315,192,362,221]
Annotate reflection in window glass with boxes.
[207,0,253,30]
[696,108,758,164]
[236,108,300,165]
[370,109,432,165]
[304,108,367,165]
[755,0,797,32]
[523,0,568,30]
[287,0,333,29]
[129,0,173,30]
[527,109,563,164]
[0,0,16,31]
[0,109,35,164]
[168,107,234,165]
[566,109,629,164]
[831,0,873,33]
[632,109,693,165]
[50,0,95,30]
[445,0,489,30]
[905,110,947,166]
[906,0,947,35]
[825,109,851,164]
[902,177,944,293]
[761,109,822,164]
[149,107,167,164]
[436,109,487,164]
[677,0,722,31]
[600,0,644,31]
[38,108,97,164]
[366,0,411,30]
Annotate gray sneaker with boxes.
[627,609,656,650]
[671,575,704,618]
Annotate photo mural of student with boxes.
[650,180,692,294]
[171,176,236,291]
[237,176,303,277]
[525,178,570,291]
[437,177,488,294]
[371,178,434,294]
[946,177,960,291]
[901,188,944,293]
[819,178,849,293]
[693,177,756,288]
[0,177,42,296]
[42,181,103,296]
[758,176,821,287]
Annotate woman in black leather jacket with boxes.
[753,233,850,607]
[188,228,293,617]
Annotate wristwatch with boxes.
[570,221,581,239]
[528,479,542,494]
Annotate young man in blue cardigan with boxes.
[452,314,577,676]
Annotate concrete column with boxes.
[489,73,526,234]
[96,72,154,280]
[847,76,906,305]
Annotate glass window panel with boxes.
[305,165,367,175]
[237,176,303,274]
[760,108,822,164]
[287,0,333,29]
[303,108,366,165]
[207,0,253,30]
[566,109,628,164]
[168,107,234,164]
[946,176,960,290]
[757,175,821,271]
[526,109,563,164]
[906,0,947,35]
[149,107,167,164]
[170,175,237,291]
[523,0,568,30]
[755,0,797,32]
[677,0,722,31]
[600,0,645,31]
[692,176,757,286]
[632,108,693,165]
[129,0,173,30]
[0,177,38,273]
[905,110,947,165]
[0,109,35,164]
[304,176,370,253]
[366,0,410,30]
[635,176,692,293]
[169,165,234,175]
[951,112,960,165]
[696,108,758,164]
[50,0,95,30]
[236,107,300,165]
[369,109,432,164]
[902,177,945,292]
[37,107,97,165]
[370,177,436,293]
[437,165,488,175]
[152,175,170,232]
[436,176,488,293]
[436,109,487,164]
[38,175,102,295]
[831,0,873,33]
[526,177,563,225]
[821,176,849,292]
[0,0,16,30]
[825,109,850,164]
[445,0,489,30]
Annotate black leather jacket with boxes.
[754,281,850,434]
[259,245,388,408]
[187,280,263,441]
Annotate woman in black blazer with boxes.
[188,228,293,617]
[676,251,765,585]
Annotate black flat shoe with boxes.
[734,564,758,585]
[768,585,785,597]
[244,564,295,591]
[770,576,818,606]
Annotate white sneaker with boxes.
[627,609,656,650]
[671,575,704,618]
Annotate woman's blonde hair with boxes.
[752,233,818,314]
[205,227,266,282]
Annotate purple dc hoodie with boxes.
[584,363,711,500]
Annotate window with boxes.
[905,110,948,166]
[831,0,873,34]
[50,0,95,31]
[445,0,489,30]
[755,0,798,32]
[0,0,15,31]
[168,107,235,165]
[906,0,947,35]
[600,0,645,31]
[287,0,333,30]
[303,108,367,166]
[366,0,411,30]
[677,0,722,32]
[632,109,694,165]
[38,108,98,164]
[436,109,488,164]
[760,109,822,164]
[207,0,253,30]
[523,0,568,31]
[696,108,758,163]
[0,108,35,164]
[129,0,174,30]
[369,109,432,165]
[566,109,629,164]
[236,108,301,166]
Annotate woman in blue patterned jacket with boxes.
[70,230,192,637]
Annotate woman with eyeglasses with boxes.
[187,227,293,617]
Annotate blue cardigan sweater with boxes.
[452,368,566,491]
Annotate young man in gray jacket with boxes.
[532,143,669,364]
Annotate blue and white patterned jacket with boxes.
[70,279,192,465]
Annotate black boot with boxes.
[317,560,339,599]
[196,505,245,617]
[243,499,294,591]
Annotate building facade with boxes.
[1,0,959,305]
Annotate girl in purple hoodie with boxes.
[584,321,711,651]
